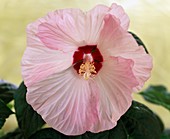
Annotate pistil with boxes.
[73,45,103,80]
[79,61,96,80]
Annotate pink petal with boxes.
[98,14,152,91]
[85,5,108,44]
[37,23,77,52]
[28,4,129,52]
[94,56,138,130]
[37,7,106,48]
[86,3,129,43]
[26,56,138,135]
[27,17,48,48]
[28,9,87,52]
[21,46,73,87]
[109,3,130,30]
[26,68,100,135]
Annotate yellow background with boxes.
[0,0,170,133]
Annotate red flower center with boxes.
[73,45,103,79]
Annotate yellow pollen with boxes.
[79,61,97,80]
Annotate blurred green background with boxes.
[0,0,170,133]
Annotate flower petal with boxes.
[28,9,87,52]
[98,14,152,91]
[27,17,47,48]
[26,68,100,135]
[21,46,73,87]
[86,3,129,43]
[109,3,130,30]
[94,56,138,129]
[26,56,138,135]
[85,5,108,44]
[28,4,129,52]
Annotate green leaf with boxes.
[0,128,24,139]
[0,130,4,137]
[0,99,14,129]
[161,129,170,139]
[0,118,5,129]
[129,31,149,54]
[119,101,163,139]
[29,101,163,139]
[108,120,129,139]
[0,80,17,104]
[14,82,45,138]
[140,85,170,111]
[28,128,64,139]
[83,131,110,139]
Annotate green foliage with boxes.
[14,82,45,139]
[140,85,170,111]
[161,129,170,139]
[0,128,24,139]
[119,101,163,139]
[0,80,17,104]
[0,99,14,129]
[28,128,64,139]
[0,80,15,129]
[0,118,5,130]
[129,31,149,54]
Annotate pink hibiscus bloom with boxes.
[21,3,152,135]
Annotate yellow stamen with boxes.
[79,61,97,80]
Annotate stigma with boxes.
[79,61,97,80]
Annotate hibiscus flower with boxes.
[21,3,152,135]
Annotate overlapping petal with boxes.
[29,4,129,53]
[37,7,105,48]
[26,68,100,135]
[36,9,86,51]
[87,3,129,40]
[98,14,152,91]
[109,3,130,30]
[94,56,138,129]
